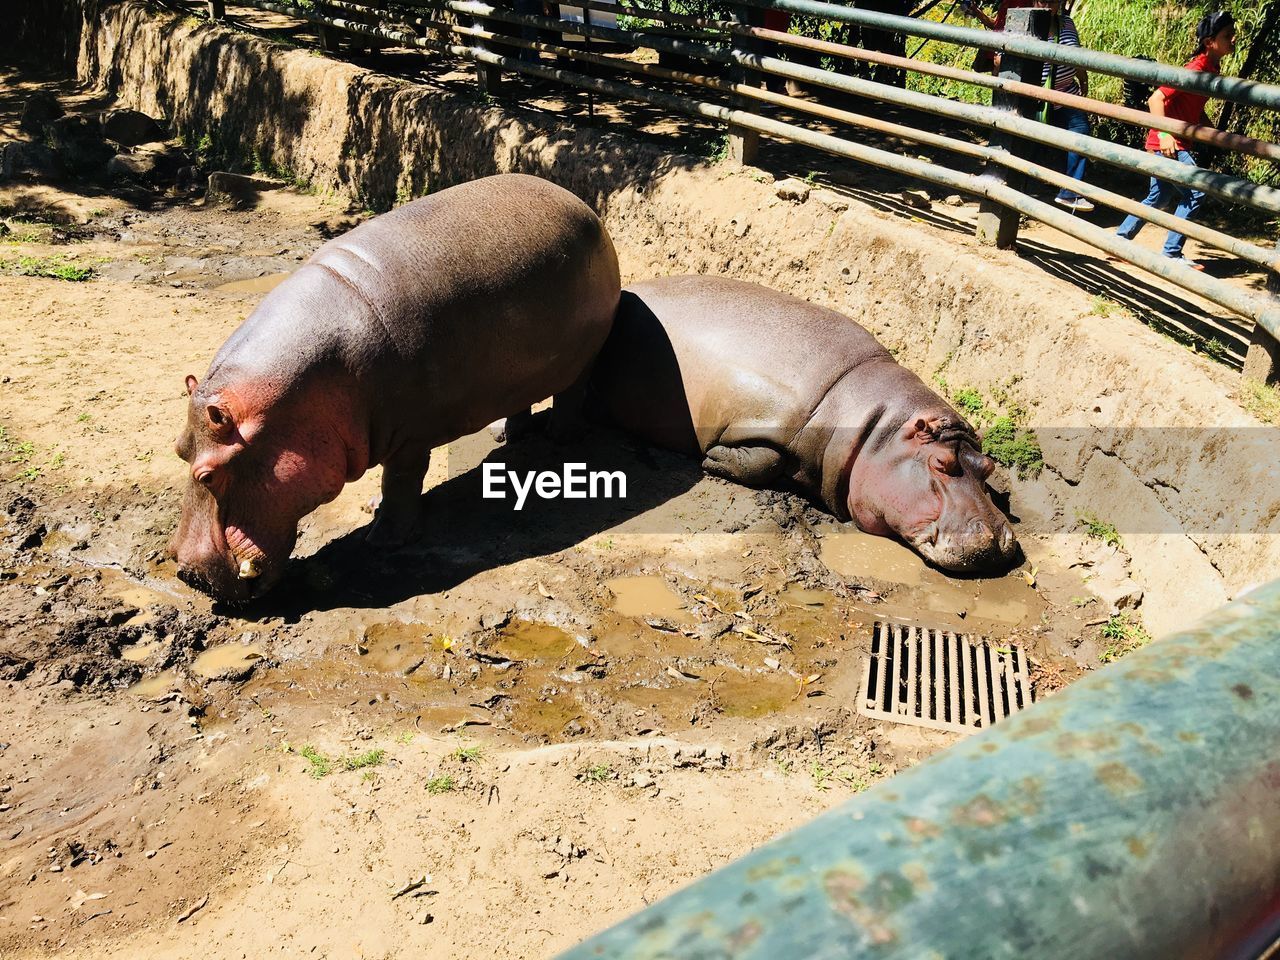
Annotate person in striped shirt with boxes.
[1042,0,1094,212]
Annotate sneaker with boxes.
[1166,255,1205,271]
[1055,195,1095,213]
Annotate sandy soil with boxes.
[0,72,1152,960]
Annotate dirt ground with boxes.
[0,70,1168,959]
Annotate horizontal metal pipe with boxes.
[584,0,1280,160]
[447,0,1280,216]
[737,0,1280,110]
[744,24,1280,162]
[237,0,1280,335]
[458,18,1280,274]
[559,579,1280,959]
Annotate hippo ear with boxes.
[185,375,199,396]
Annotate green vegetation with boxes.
[578,763,616,784]
[1078,512,1122,548]
[450,745,484,763]
[1240,378,1280,425]
[299,745,334,779]
[981,415,1044,479]
[1200,338,1229,363]
[934,380,1043,479]
[810,761,871,793]
[294,744,384,779]
[340,748,386,772]
[705,134,731,164]
[426,774,457,795]
[1090,295,1126,318]
[1099,612,1153,663]
[4,256,93,281]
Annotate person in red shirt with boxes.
[1114,11,1236,270]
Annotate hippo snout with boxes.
[173,543,263,605]
[920,515,1020,573]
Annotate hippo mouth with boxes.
[173,513,292,604]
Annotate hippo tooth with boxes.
[238,558,261,580]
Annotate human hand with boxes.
[1157,132,1177,158]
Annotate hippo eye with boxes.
[196,470,213,486]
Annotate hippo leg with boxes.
[547,367,593,444]
[701,444,787,486]
[367,448,431,546]
[489,408,536,444]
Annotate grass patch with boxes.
[294,744,384,778]
[934,380,1043,479]
[339,748,385,772]
[1078,512,1121,549]
[577,763,616,784]
[299,745,333,779]
[5,255,93,281]
[450,745,483,763]
[981,416,1044,479]
[425,774,457,795]
[1240,378,1280,425]
[1099,613,1152,664]
[1090,295,1126,318]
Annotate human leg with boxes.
[1053,107,1091,202]
[1161,150,1203,258]
[1116,174,1171,240]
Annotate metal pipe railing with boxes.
[233,0,1280,337]
[453,17,1280,275]
[737,0,1280,110]
[558,578,1280,959]
[445,0,1280,215]
[583,0,1280,162]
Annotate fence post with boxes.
[473,12,504,95]
[207,0,225,19]
[1242,240,1280,386]
[975,7,1050,249]
[726,4,761,166]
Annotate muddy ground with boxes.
[0,70,1147,959]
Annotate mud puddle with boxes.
[213,271,292,295]
[821,527,1046,635]
[606,574,691,621]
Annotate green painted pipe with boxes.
[560,579,1280,959]
[738,0,1280,111]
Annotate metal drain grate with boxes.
[858,621,1033,734]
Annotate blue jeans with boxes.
[1115,150,1202,258]
[1050,106,1090,201]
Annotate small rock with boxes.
[418,912,434,925]
[145,849,157,859]
[479,610,510,631]
[20,91,63,134]
[839,264,860,285]
[813,188,849,212]
[775,178,811,203]
[205,171,285,208]
[943,193,965,207]
[900,189,932,210]
[562,718,585,737]
[729,213,750,239]
[99,109,165,147]
[49,864,62,873]
[632,772,654,789]
[46,115,113,175]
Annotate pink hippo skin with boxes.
[171,174,621,602]
[593,276,1018,572]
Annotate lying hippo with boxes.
[172,174,621,602]
[593,276,1018,572]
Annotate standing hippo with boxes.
[172,174,621,602]
[593,276,1018,572]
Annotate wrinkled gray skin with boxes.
[594,276,1018,572]
[172,174,621,602]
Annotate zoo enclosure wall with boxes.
[199,0,1280,384]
